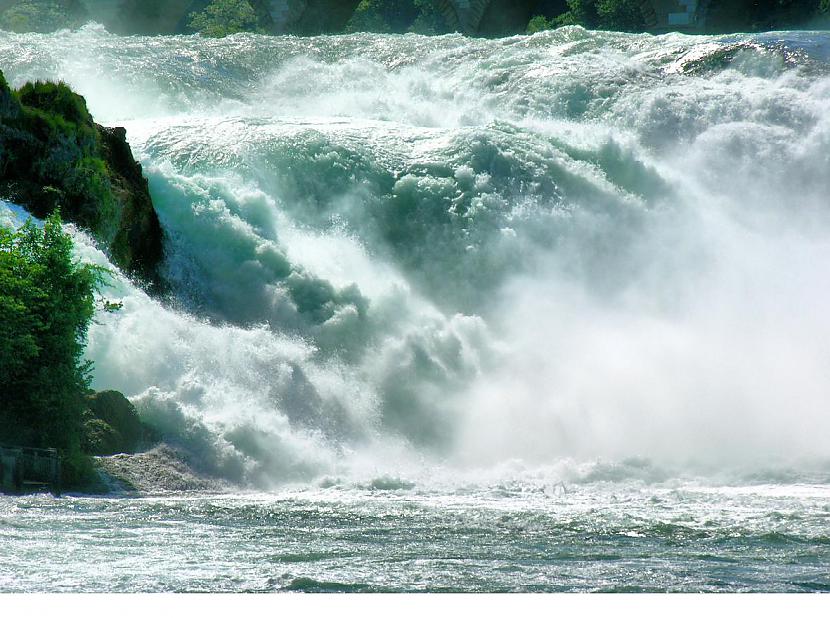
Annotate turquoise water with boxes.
[2,26,830,592]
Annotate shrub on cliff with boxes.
[1,78,116,244]
[0,211,104,486]
[188,0,264,37]
[0,70,163,282]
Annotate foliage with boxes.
[0,211,105,486]
[0,0,86,33]
[346,0,449,34]
[527,15,555,34]
[188,0,264,37]
[551,0,646,32]
[0,76,110,230]
[1,72,165,281]
[346,0,395,33]
[554,0,598,28]
[16,79,92,126]
[596,0,647,32]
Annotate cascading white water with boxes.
[2,25,829,486]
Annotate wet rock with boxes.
[83,390,159,456]
[96,444,229,493]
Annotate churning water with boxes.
[1,25,830,592]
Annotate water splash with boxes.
[2,25,829,486]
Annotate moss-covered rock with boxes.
[82,417,124,457]
[82,390,159,456]
[0,71,163,285]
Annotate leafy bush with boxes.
[1,78,106,230]
[0,211,105,487]
[82,418,124,456]
[555,0,599,28]
[188,0,264,37]
[16,80,92,126]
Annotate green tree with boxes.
[0,211,104,485]
[188,0,263,37]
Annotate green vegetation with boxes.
[0,0,87,33]
[188,0,265,37]
[346,0,448,34]
[0,212,104,486]
[527,14,555,34]
[0,77,110,240]
[4,0,828,36]
[0,210,157,488]
[530,0,648,33]
[0,70,164,282]
[0,72,164,490]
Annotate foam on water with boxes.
[2,25,830,487]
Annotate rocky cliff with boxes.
[0,70,163,284]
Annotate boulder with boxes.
[83,390,159,456]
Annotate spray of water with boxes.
[2,25,829,486]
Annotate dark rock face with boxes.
[97,126,164,283]
[290,0,363,35]
[83,390,159,456]
[0,70,163,285]
[477,0,537,36]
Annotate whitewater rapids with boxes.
[1,25,830,488]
